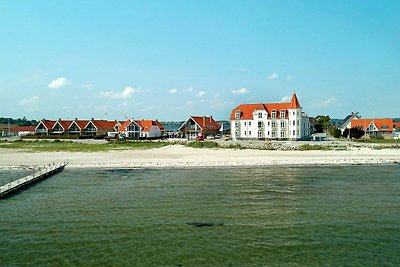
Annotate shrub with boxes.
[186,141,219,148]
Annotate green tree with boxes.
[328,126,341,138]
[343,127,365,139]
[314,115,331,133]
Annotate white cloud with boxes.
[232,88,249,95]
[268,72,279,80]
[48,77,71,89]
[196,90,206,97]
[169,88,177,94]
[183,87,193,92]
[281,95,291,103]
[312,98,338,108]
[19,96,39,111]
[100,86,136,99]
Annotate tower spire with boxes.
[289,92,301,109]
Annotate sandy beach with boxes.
[0,145,399,169]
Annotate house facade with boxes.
[120,119,164,139]
[230,93,311,140]
[178,116,221,139]
[351,118,394,139]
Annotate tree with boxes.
[314,115,331,133]
[328,126,341,138]
[343,127,365,139]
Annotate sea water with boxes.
[0,166,399,266]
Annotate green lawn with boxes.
[0,140,169,152]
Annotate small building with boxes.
[120,119,164,139]
[178,116,221,139]
[9,126,36,136]
[351,118,394,139]
[310,133,327,141]
[35,119,57,135]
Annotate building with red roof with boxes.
[178,116,221,139]
[119,119,164,138]
[230,93,311,140]
[9,126,36,136]
[350,118,395,139]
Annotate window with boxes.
[293,111,295,115]
[235,110,241,119]
[272,131,276,138]
[249,121,252,126]
[235,121,240,128]
[293,120,295,126]
[258,121,263,128]
[272,121,276,128]
[382,125,389,129]
[268,121,270,126]
[280,110,286,118]
[244,131,247,135]
[267,131,270,136]
[249,130,252,135]
[280,121,285,128]
[293,130,295,136]
[297,120,299,126]
[244,121,247,126]
[280,131,285,138]
[297,130,300,135]
[271,110,277,118]
[258,131,262,138]
[258,112,262,119]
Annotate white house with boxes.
[120,119,164,139]
[230,93,311,140]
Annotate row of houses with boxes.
[7,116,223,139]
[6,92,398,140]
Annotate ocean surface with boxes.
[1,166,399,266]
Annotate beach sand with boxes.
[0,145,399,169]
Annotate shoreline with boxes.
[0,145,399,170]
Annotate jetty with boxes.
[0,162,68,199]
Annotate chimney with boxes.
[91,118,94,121]
[58,118,61,121]
[75,118,78,121]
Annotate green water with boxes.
[1,166,400,266]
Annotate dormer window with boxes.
[258,112,262,119]
[280,110,286,118]
[271,110,277,118]
[235,110,241,119]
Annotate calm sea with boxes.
[1,166,399,266]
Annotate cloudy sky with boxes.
[1,1,399,121]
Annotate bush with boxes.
[328,126,341,138]
[343,127,365,139]
[186,141,219,148]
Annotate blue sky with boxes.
[1,0,399,121]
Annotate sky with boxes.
[1,0,399,121]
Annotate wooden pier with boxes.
[0,162,68,199]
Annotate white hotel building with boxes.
[230,93,311,140]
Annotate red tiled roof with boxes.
[9,126,36,132]
[289,93,302,109]
[54,120,73,130]
[91,120,118,131]
[230,93,302,120]
[351,118,393,132]
[70,120,89,129]
[393,122,400,129]
[154,120,165,132]
[191,116,221,130]
[36,120,56,130]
